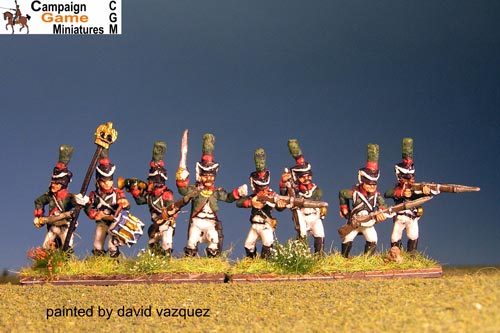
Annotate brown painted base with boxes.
[229,267,443,283]
[19,272,228,286]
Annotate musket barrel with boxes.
[412,182,480,193]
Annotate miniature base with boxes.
[19,267,442,286]
[229,267,442,283]
[19,273,227,286]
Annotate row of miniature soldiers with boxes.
[34,136,476,260]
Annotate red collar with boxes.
[299,183,313,192]
[55,189,69,199]
[153,185,166,196]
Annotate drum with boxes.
[109,210,145,247]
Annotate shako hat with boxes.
[95,149,116,181]
[250,148,270,192]
[148,141,168,185]
[358,143,380,185]
[196,133,219,180]
[394,137,415,180]
[51,145,74,189]
[287,139,312,181]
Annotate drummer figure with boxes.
[84,150,130,257]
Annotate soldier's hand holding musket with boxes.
[251,195,287,210]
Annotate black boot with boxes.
[407,238,419,255]
[260,245,272,259]
[92,249,106,257]
[341,242,353,258]
[148,243,165,255]
[364,241,377,256]
[313,237,324,255]
[184,246,197,257]
[206,247,219,258]
[391,240,402,249]
[245,247,257,259]
[109,248,120,258]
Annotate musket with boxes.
[352,196,433,227]
[411,182,480,193]
[62,122,118,251]
[34,211,74,227]
[256,193,328,209]
[283,167,302,235]
[338,196,433,239]
[153,193,194,226]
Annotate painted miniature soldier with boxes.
[13,4,21,24]
[280,139,327,254]
[384,138,438,255]
[237,148,286,259]
[339,144,387,257]
[121,141,177,256]
[176,133,247,257]
[84,150,130,257]
[34,145,79,251]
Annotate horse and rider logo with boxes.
[2,0,30,34]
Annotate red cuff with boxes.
[232,188,241,200]
[243,198,252,208]
[88,210,98,220]
[176,179,189,188]
[34,208,44,217]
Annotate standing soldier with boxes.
[84,150,130,257]
[176,133,247,257]
[33,145,79,251]
[384,138,438,255]
[280,139,327,254]
[237,148,286,259]
[120,141,177,256]
[339,144,387,257]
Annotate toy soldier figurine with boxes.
[339,144,387,257]
[384,138,438,255]
[84,149,130,257]
[280,139,327,254]
[176,132,247,257]
[237,148,287,259]
[34,145,80,251]
[120,141,177,256]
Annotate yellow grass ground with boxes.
[1,266,499,333]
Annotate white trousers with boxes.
[186,217,219,251]
[93,221,119,254]
[149,224,174,250]
[244,223,274,251]
[43,224,74,249]
[343,225,378,243]
[391,214,420,242]
[296,208,325,238]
